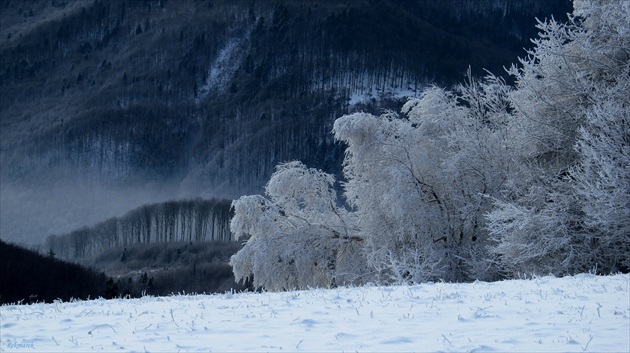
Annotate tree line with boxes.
[45,198,233,261]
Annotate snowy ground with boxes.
[1,274,628,352]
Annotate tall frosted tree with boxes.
[333,75,513,283]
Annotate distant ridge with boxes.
[0,239,109,304]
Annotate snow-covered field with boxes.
[1,274,628,352]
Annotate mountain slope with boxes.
[0,0,571,244]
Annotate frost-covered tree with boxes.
[333,103,458,282]
[333,77,512,283]
[568,0,630,271]
[572,97,630,272]
[230,161,367,291]
[487,0,630,275]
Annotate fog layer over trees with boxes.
[231,0,630,290]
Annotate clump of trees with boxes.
[230,0,629,290]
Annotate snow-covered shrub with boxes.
[230,162,367,290]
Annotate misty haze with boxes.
[1,3,628,352]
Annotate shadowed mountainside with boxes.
[0,0,571,244]
[0,239,109,304]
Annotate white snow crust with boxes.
[1,274,628,352]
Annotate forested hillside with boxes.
[0,239,109,304]
[0,0,571,244]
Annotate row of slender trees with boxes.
[45,198,233,261]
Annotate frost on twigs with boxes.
[487,0,630,276]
